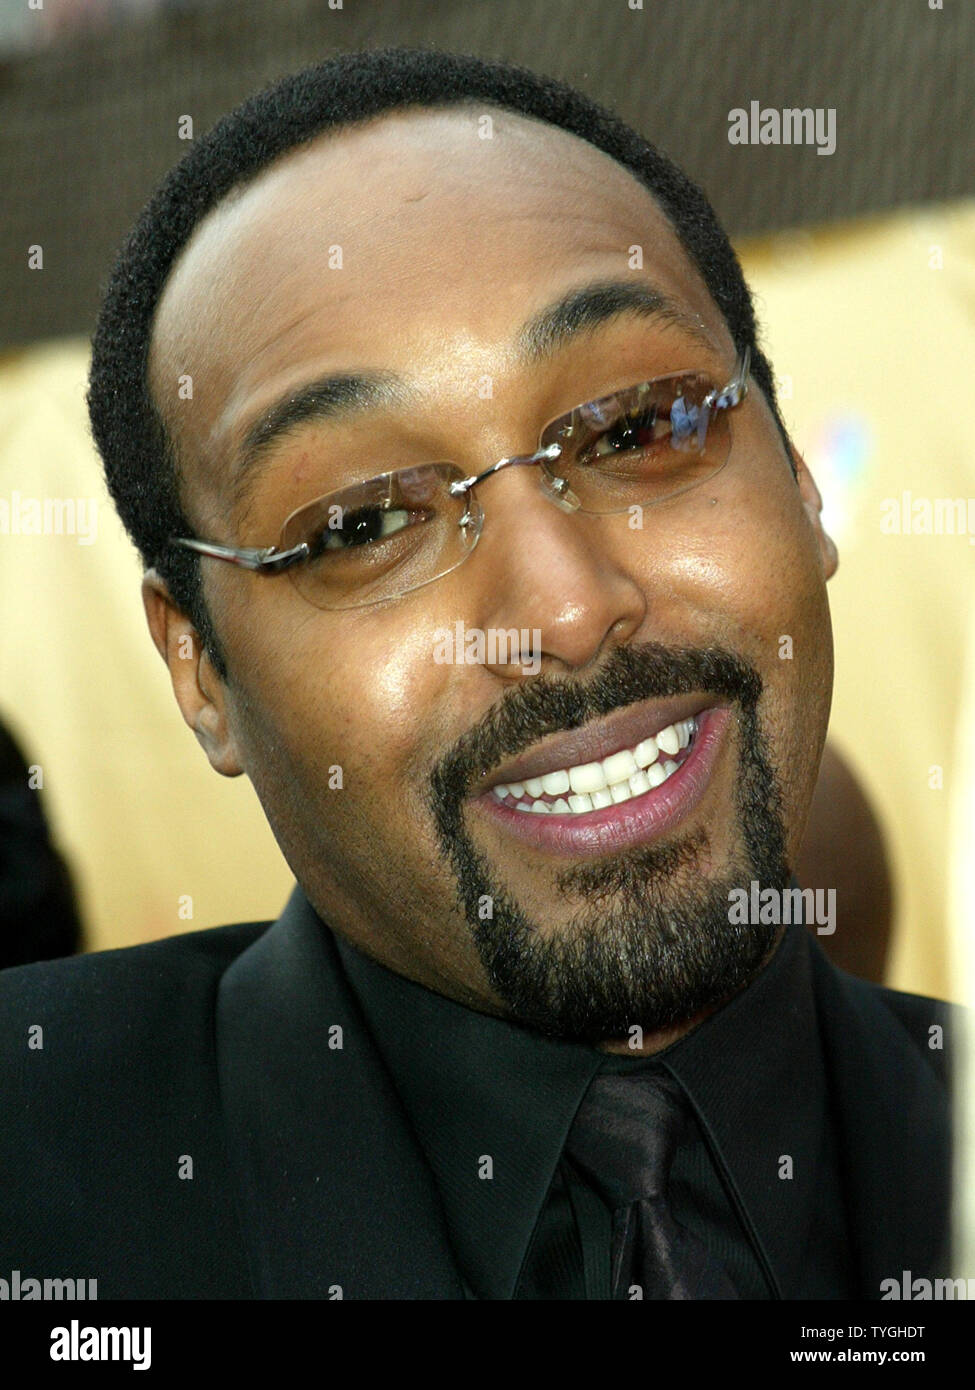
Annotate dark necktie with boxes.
[565,1069,740,1300]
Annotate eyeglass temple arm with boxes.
[170,536,310,573]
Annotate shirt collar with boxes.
[332,914,826,1300]
[333,929,603,1298]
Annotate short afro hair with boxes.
[87,45,791,681]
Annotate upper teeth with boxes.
[491,717,696,814]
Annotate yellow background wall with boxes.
[1,201,972,1000]
[741,203,974,1003]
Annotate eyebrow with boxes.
[230,277,719,500]
[515,278,716,364]
[233,371,415,503]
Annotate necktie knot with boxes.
[566,1068,686,1208]
[564,1067,739,1300]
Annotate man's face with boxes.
[146,106,836,1046]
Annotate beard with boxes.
[428,642,791,1043]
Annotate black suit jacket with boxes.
[0,885,954,1299]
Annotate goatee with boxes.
[429,643,790,1043]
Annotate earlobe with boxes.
[141,570,245,778]
[792,448,839,580]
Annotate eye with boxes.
[310,502,426,557]
[587,403,668,461]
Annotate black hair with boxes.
[87,45,792,681]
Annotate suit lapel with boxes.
[809,944,952,1295]
[216,886,467,1299]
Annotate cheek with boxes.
[223,585,461,811]
[641,461,832,824]
[316,618,455,794]
[642,469,827,661]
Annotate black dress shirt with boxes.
[332,916,856,1300]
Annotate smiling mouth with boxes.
[489,715,697,815]
[467,700,731,859]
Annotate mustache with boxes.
[430,641,763,812]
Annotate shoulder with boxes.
[0,919,270,1073]
[809,941,959,1086]
[0,920,271,1295]
[0,918,268,1012]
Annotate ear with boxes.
[142,569,244,777]
[791,445,838,580]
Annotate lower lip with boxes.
[469,706,731,859]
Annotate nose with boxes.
[466,456,648,678]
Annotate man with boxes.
[0,47,952,1299]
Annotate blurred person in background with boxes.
[0,717,83,968]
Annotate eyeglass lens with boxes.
[279,368,733,611]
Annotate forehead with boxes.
[148,105,731,494]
